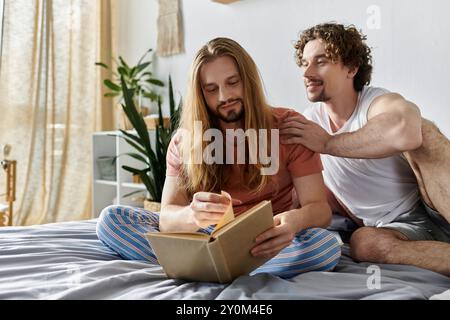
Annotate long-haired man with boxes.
[96,37,341,279]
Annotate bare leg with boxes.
[350,227,450,276]
[403,118,450,223]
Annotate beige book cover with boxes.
[145,195,274,283]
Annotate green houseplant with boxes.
[118,74,182,209]
[96,49,165,128]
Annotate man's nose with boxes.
[303,64,314,78]
[218,86,230,102]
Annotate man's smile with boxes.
[306,80,323,92]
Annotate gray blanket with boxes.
[0,219,449,300]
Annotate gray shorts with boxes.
[381,201,450,243]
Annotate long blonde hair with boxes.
[179,37,273,196]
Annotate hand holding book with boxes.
[189,191,242,228]
[146,194,274,283]
[251,210,301,259]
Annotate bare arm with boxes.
[326,93,422,158]
[159,176,198,233]
[251,173,331,258]
[285,173,332,230]
[281,93,422,159]
[159,176,238,233]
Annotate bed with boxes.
[0,217,449,300]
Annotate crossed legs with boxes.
[97,205,342,279]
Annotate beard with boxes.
[216,98,244,123]
[307,89,331,102]
[305,79,331,102]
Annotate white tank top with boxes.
[303,86,419,227]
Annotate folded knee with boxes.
[409,119,446,158]
[302,228,342,270]
[97,205,120,223]
[96,205,122,237]
[350,227,396,263]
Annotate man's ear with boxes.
[347,64,359,79]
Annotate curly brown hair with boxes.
[294,23,373,91]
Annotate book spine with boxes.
[207,240,232,283]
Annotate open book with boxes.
[145,194,274,283]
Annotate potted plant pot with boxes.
[144,199,161,213]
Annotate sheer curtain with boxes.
[0,0,116,225]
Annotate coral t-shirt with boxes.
[166,107,323,216]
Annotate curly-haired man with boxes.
[280,22,450,276]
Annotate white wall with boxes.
[117,0,450,136]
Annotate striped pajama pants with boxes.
[96,205,342,279]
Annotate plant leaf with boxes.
[155,106,163,168]
[118,66,129,77]
[169,75,175,118]
[123,189,145,198]
[136,62,152,74]
[104,92,120,98]
[142,91,159,102]
[95,62,109,69]
[147,78,164,87]
[122,165,142,175]
[118,133,147,156]
[120,77,157,169]
[121,167,158,199]
[137,48,153,66]
[118,56,130,70]
[104,79,121,91]
[140,172,158,201]
[122,152,150,165]
[119,129,145,148]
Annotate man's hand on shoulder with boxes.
[279,92,423,158]
[279,115,332,154]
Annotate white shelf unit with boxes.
[92,130,155,218]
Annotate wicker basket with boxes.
[144,200,161,213]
